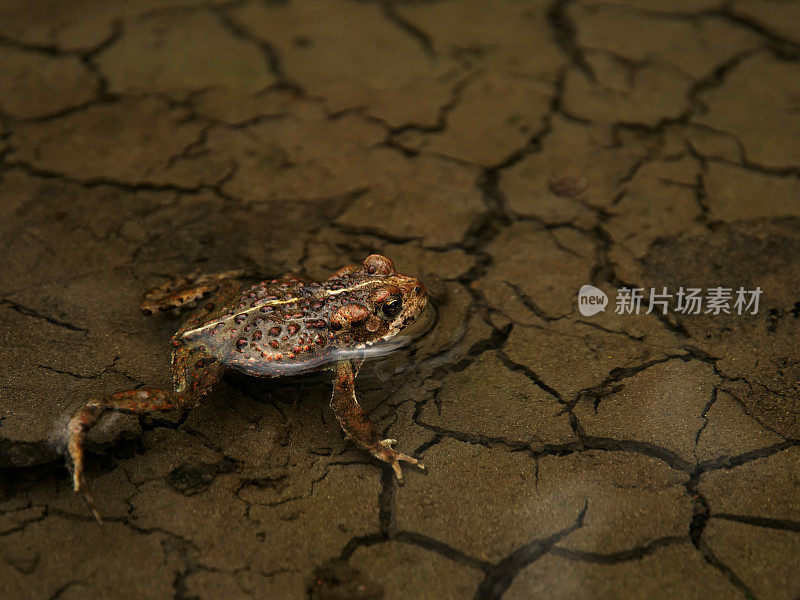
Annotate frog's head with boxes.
[328,254,430,350]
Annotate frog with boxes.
[64,254,430,523]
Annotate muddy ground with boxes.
[1,0,800,598]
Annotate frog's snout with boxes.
[398,278,427,300]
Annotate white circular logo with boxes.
[578,285,608,316]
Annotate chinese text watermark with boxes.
[578,286,762,317]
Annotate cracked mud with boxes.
[1,1,799,598]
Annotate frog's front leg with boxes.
[329,360,424,482]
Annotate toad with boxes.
[65,254,430,522]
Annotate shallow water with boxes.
[1,2,799,599]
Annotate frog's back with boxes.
[175,255,432,377]
[177,276,345,377]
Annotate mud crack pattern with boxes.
[1,0,799,598]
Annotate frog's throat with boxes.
[180,279,379,339]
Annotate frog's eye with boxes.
[380,298,403,319]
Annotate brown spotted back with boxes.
[175,256,430,377]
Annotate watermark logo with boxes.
[577,285,762,316]
[578,284,608,316]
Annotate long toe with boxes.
[82,491,104,526]
[395,452,419,466]
[392,461,404,482]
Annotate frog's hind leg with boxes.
[140,269,243,314]
[64,347,222,524]
[65,387,181,523]
[329,360,424,482]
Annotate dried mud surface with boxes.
[1,1,799,598]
